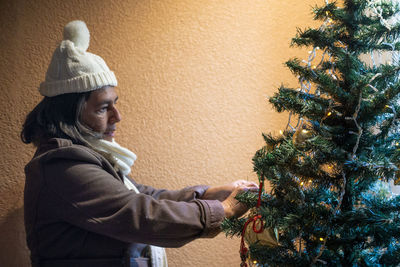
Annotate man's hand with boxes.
[201,180,259,218]
[201,180,258,202]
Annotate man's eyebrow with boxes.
[96,96,118,107]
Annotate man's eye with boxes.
[97,107,107,113]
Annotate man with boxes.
[21,20,257,267]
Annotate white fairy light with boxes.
[286,1,337,131]
[366,0,400,67]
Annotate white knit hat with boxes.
[39,20,118,97]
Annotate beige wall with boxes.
[0,0,320,266]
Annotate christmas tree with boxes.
[222,0,400,266]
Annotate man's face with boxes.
[81,86,121,141]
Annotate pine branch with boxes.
[221,217,246,238]
[269,86,332,119]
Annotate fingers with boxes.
[233,180,259,188]
[223,198,249,218]
[243,186,259,193]
[221,193,248,218]
[235,183,259,194]
[222,181,264,218]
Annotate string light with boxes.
[319,237,324,241]
[285,11,335,132]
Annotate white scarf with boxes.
[86,138,168,267]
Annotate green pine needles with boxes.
[222,1,400,266]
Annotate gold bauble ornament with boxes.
[292,127,314,151]
[395,143,400,185]
[394,167,400,185]
[320,162,339,176]
[266,143,275,152]
[244,217,279,247]
[262,143,275,154]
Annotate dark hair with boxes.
[21,92,98,146]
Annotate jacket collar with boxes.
[35,138,125,182]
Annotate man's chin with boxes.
[102,134,114,142]
[102,131,115,142]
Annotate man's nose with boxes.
[111,106,121,123]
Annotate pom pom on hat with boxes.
[63,20,90,52]
[39,20,117,97]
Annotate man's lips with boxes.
[104,128,116,136]
[104,131,115,137]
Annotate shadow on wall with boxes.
[0,207,31,266]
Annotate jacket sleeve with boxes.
[42,147,225,248]
[131,178,210,202]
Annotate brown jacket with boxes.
[24,138,225,266]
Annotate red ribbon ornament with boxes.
[239,179,264,267]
